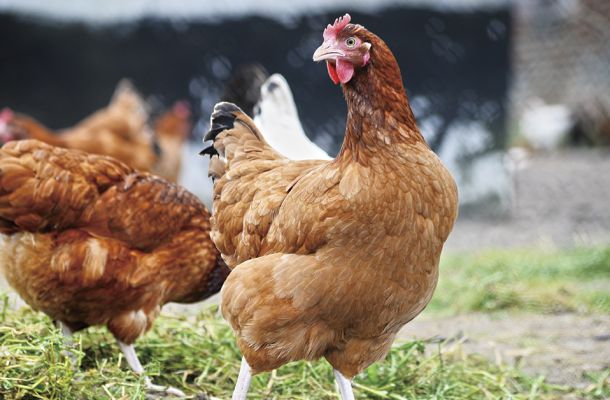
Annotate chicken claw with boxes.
[144,377,186,398]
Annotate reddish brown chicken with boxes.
[0,81,184,181]
[151,101,192,183]
[201,14,458,399]
[0,140,228,396]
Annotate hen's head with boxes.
[154,101,192,146]
[313,14,372,85]
[0,108,19,144]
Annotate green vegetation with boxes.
[0,303,606,399]
[1,246,609,399]
[429,246,610,314]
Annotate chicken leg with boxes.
[117,340,186,397]
[58,321,74,338]
[231,357,355,400]
[232,356,253,400]
[334,369,355,400]
[57,321,78,365]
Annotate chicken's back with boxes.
[0,140,226,343]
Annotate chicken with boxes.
[201,14,458,399]
[0,139,229,396]
[220,63,269,118]
[151,101,192,183]
[253,73,332,160]
[0,108,17,143]
[0,81,161,177]
[519,98,576,150]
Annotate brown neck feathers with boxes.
[337,30,424,163]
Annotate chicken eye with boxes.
[345,37,357,47]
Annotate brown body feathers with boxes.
[0,140,227,344]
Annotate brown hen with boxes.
[0,139,228,396]
[201,14,458,399]
[151,101,192,183]
[1,81,158,172]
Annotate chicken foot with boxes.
[117,340,186,397]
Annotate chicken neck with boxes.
[336,37,425,164]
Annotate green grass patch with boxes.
[1,246,608,398]
[428,246,610,314]
[1,302,606,399]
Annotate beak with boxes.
[313,42,344,62]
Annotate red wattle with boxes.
[326,61,340,85]
[336,58,354,84]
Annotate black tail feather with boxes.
[199,102,244,157]
[203,114,235,142]
[199,142,217,156]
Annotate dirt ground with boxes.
[400,313,610,389]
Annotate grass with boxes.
[0,303,607,400]
[1,246,609,398]
[429,246,610,315]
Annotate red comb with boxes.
[173,101,191,118]
[323,14,351,41]
[0,108,14,123]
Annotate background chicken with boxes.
[202,14,458,399]
[0,81,158,171]
[152,100,192,183]
[253,73,332,160]
[0,139,228,396]
[220,63,269,118]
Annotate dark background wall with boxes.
[0,7,510,156]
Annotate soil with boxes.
[399,313,610,389]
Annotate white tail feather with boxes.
[254,74,331,161]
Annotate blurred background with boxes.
[0,0,512,213]
[2,1,609,254]
[1,1,608,246]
